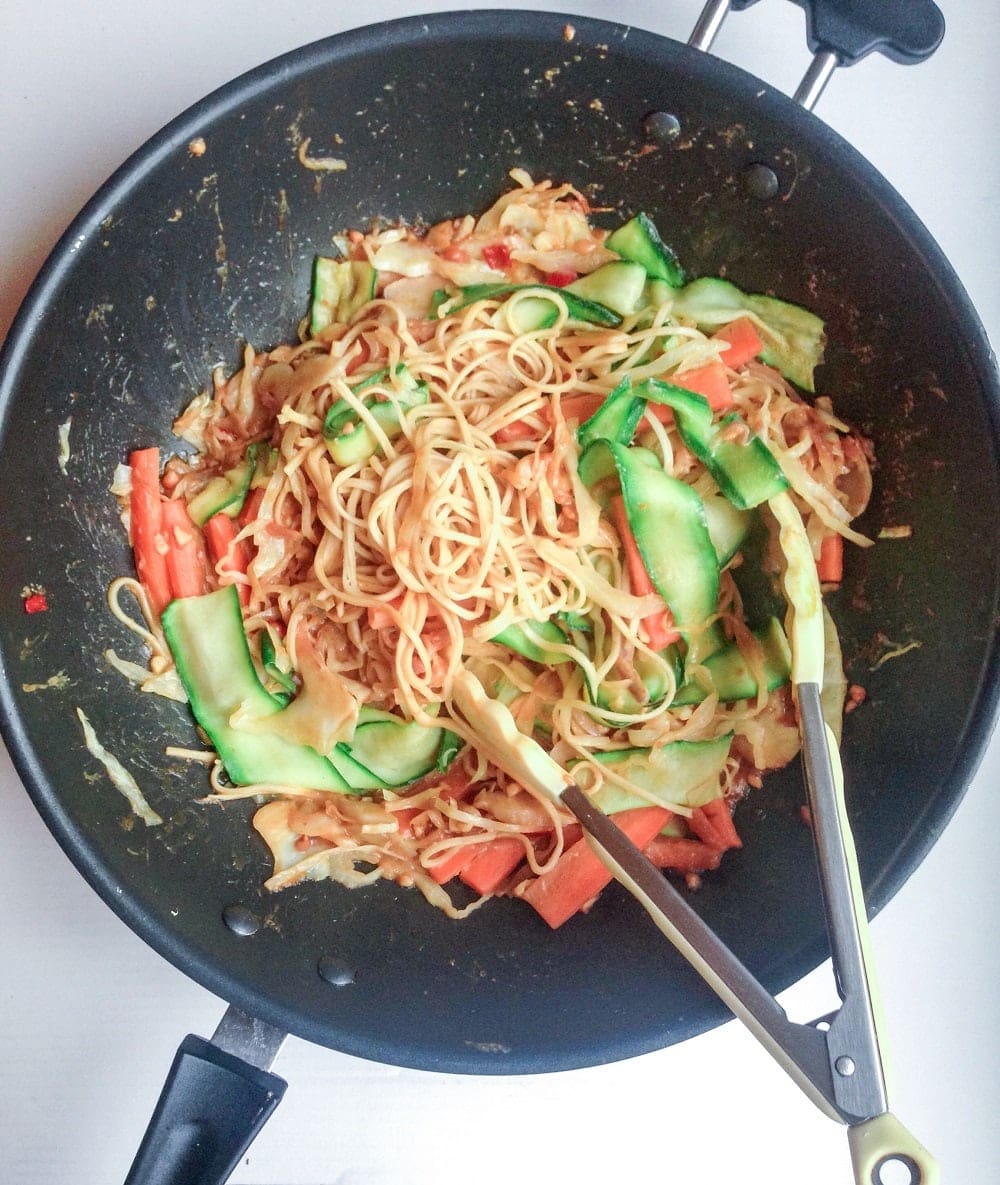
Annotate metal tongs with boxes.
[452,493,939,1185]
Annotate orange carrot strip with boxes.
[367,606,395,629]
[640,402,676,429]
[817,532,844,584]
[691,797,743,851]
[687,805,727,848]
[416,626,451,685]
[204,512,251,606]
[560,822,585,849]
[641,608,681,651]
[610,496,653,596]
[610,496,680,649]
[160,498,210,600]
[460,836,528,896]
[494,419,538,443]
[427,842,481,885]
[392,808,421,836]
[238,487,264,530]
[611,495,654,597]
[670,361,734,411]
[366,594,451,631]
[436,766,477,803]
[460,823,587,898]
[367,596,404,629]
[393,766,477,842]
[344,336,373,376]
[645,836,723,873]
[128,448,172,615]
[521,805,672,929]
[555,393,606,425]
[713,317,763,370]
[700,797,742,850]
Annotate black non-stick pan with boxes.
[1,3,997,1183]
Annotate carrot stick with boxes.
[392,766,476,845]
[610,495,680,650]
[128,448,172,615]
[687,805,726,848]
[555,393,606,425]
[160,498,209,600]
[670,361,734,411]
[432,764,476,803]
[204,512,251,606]
[610,496,653,596]
[366,605,396,629]
[459,836,527,896]
[713,317,763,370]
[494,419,537,443]
[521,805,672,929]
[366,594,406,630]
[642,608,681,651]
[344,336,373,376]
[427,842,481,885]
[639,368,733,427]
[645,836,723,873]
[560,822,585,849]
[700,797,742,849]
[460,822,587,897]
[560,380,733,433]
[817,532,844,583]
[392,807,421,836]
[690,797,743,851]
[238,487,264,530]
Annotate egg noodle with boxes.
[113,172,872,921]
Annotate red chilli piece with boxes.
[544,269,577,288]
[482,242,512,271]
[23,592,49,614]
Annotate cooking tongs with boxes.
[451,493,939,1185]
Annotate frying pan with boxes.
[1,1,997,1182]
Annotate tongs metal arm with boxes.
[450,658,939,1182]
[561,698,891,1129]
[561,785,845,1121]
[798,682,888,1123]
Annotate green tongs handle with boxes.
[772,492,939,1183]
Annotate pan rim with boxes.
[2,8,999,1074]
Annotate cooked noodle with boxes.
[115,172,873,917]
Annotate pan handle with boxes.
[122,1032,287,1185]
[689,0,945,109]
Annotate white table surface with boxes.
[1,2,997,1183]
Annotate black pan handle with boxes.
[732,0,945,67]
[122,1033,287,1185]
[690,0,945,109]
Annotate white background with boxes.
[1,2,997,1183]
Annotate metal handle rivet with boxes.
[743,163,779,201]
[643,111,681,143]
[222,904,261,936]
[835,1054,857,1077]
[318,955,355,987]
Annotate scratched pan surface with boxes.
[0,11,998,1074]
